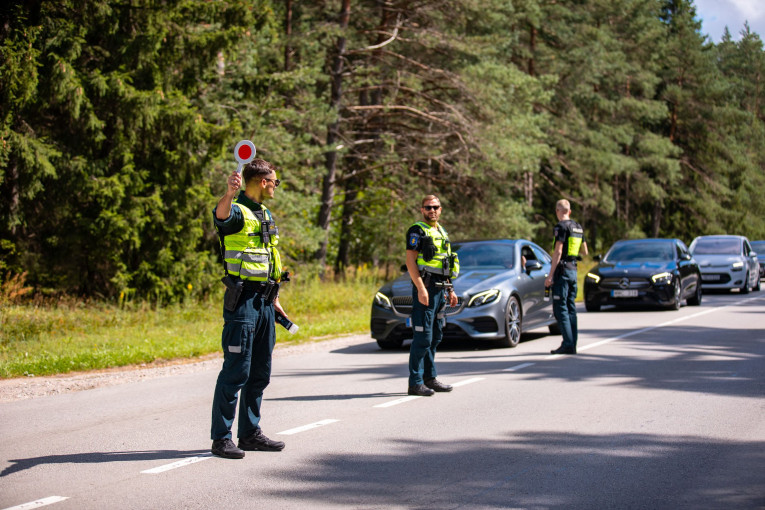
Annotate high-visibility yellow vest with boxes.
[412,221,459,278]
[222,203,283,281]
[553,220,584,260]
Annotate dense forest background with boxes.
[2,0,764,301]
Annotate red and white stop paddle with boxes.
[234,140,256,174]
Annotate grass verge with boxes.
[0,275,379,379]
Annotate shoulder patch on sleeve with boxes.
[408,232,420,249]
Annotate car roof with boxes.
[611,238,676,244]
[693,235,745,240]
[453,239,522,245]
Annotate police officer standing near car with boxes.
[210,158,289,459]
[405,195,460,396]
[545,199,588,355]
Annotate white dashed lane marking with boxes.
[451,377,485,387]
[503,362,535,372]
[141,454,213,474]
[278,419,339,435]
[374,396,421,408]
[2,496,69,510]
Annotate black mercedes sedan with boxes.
[584,238,702,311]
[370,239,559,349]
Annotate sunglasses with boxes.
[422,205,441,211]
[264,178,281,187]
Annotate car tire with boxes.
[498,296,522,348]
[687,282,702,306]
[376,337,404,350]
[585,300,601,312]
[741,272,751,294]
[548,322,561,335]
[754,276,761,292]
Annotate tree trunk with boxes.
[651,199,662,237]
[284,0,293,71]
[315,0,351,270]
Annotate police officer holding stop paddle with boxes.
[209,158,290,459]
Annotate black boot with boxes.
[211,438,245,459]
[238,429,286,452]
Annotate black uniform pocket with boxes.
[222,321,253,355]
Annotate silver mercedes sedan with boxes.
[370,239,560,349]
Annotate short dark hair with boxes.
[242,158,275,185]
[421,195,440,207]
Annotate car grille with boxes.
[600,277,651,289]
[391,296,464,316]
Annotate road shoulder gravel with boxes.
[0,334,371,403]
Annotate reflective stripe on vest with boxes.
[223,203,281,281]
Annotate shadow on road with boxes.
[0,449,210,477]
[262,432,765,509]
[276,298,765,402]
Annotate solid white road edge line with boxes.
[504,362,536,372]
[278,419,339,435]
[141,454,213,474]
[2,496,69,510]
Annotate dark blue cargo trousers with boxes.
[408,282,446,387]
[211,289,275,440]
[552,267,579,350]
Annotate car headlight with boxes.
[467,289,500,307]
[731,261,744,271]
[374,292,392,310]
[586,272,601,283]
[651,272,673,284]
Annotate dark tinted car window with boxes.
[454,243,515,268]
[692,238,740,255]
[605,242,673,262]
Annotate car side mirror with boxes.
[680,253,691,260]
[525,260,543,273]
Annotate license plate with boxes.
[612,289,638,297]
[702,274,721,281]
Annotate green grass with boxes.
[0,274,380,379]
[1,262,598,379]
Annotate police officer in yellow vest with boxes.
[210,159,289,459]
[545,199,588,355]
[405,195,460,396]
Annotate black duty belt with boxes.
[242,281,269,291]
[562,261,577,270]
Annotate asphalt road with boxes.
[1,292,764,510]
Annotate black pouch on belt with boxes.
[221,275,244,311]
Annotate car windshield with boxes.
[691,238,740,255]
[604,242,673,262]
[453,243,515,269]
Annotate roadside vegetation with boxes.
[0,270,380,379]
[1,261,599,379]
